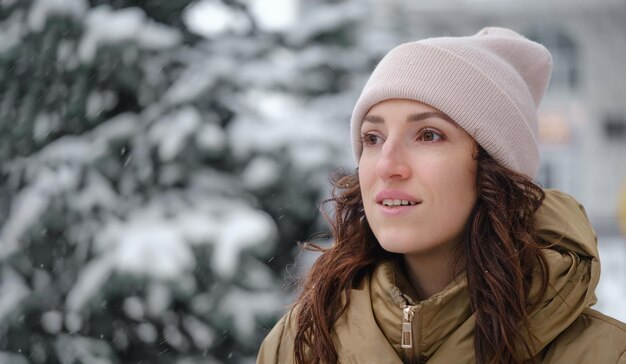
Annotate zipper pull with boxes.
[401,305,415,349]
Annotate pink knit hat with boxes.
[350,27,552,178]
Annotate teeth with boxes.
[382,199,417,206]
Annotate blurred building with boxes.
[365,0,626,234]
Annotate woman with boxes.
[258,27,626,363]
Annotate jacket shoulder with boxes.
[581,308,626,332]
[541,308,626,363]
[256,308,297,364]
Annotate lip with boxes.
[374,190,422,217]
[375,190,421,204]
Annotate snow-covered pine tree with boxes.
[0,0,373,362]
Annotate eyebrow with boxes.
[363,112,457,126]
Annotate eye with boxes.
[361,132,383,146]
[418,129,443,142]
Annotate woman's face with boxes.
[358,99,478,257]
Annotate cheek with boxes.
[358,156,375,191]
[358,156,378,219]
[428,156,477,220]
[447,160,476,199]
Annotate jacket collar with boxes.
[370,259,472,361]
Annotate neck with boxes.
[402,247,459,301]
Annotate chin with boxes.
[378,244,413,255]
[375,229,459,256]
[377,235,427,255]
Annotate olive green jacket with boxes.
[258,189,626,363]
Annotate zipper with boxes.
[401,305,419,364]
[401,305,415,349]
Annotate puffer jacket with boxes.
[257,189,626,363]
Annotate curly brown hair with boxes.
[293,146,549,364]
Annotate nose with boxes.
[374,137,411,180]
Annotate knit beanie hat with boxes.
[350,27,552,178]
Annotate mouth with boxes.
[380,199,419,207]
[375,190,422,208]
